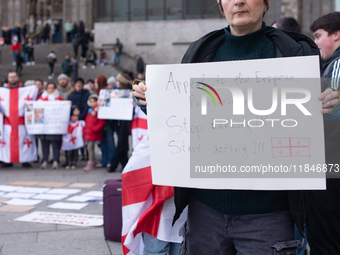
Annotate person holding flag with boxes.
[0,71,38,168]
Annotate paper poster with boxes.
[0,112,3,140]
[98,89,133,120]
[25,101,70,134]
[146,56,326,190]
[14,211,103,227]
[47,202,88,210]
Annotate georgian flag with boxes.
[0,86,38,163]
[61,120,85,151]
[38,90,63,101]
[122,136,187,255]
[131,107,148,149]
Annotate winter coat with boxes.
[67,88,90,120]
[83,106,106,141]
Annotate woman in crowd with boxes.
[107,72,132,172]
[37,82,63,169]
[96,76,116,168]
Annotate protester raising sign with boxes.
[25,101,70,135]
[98,89,133,120]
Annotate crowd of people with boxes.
[0,65,141,173]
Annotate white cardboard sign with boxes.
[146,56,326,190]
[98,89,133,120]
[25,101,70,135]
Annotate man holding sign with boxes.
[133,1,340,255]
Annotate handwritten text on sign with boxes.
[146,56,325,190]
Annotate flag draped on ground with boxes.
[61,120,85,151]
[0,86,38,163]
[121,136,187,255]
[131,107,147,149]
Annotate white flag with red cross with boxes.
[121,136,187,255]
[0,86,38,163]
[131,107,148,149]
[61,120,85,151]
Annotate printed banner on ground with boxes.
[25,101,70,134]
[98,89,133,120]
[146,56,326,190]
[14,211,103,227]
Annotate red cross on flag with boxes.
[62,120,85,151]
[131,107,148,149]
[121,136,187,255]
[0,86,38,163]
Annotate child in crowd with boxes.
[83,94,106,171]
[47,50,57,79]
[62,105,85,169]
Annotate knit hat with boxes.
[107,76,116,85]
[87,94,98,107]
[116,73,131,86]
[58,74,68,81]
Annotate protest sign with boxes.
[98,89,133,120]
[146,56,326,190]
[25,101,70,134]
[14,211,103,227]
[0,112,3,140]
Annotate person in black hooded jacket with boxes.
[133,1,340,254]
[307,12,340,255]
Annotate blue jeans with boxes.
[295,225,307,255]
[180,196,300,255]
[100,124,115,166]
[142,233,181,255]
[23,52,28,63]
[114,52,121,65]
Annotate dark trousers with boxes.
[81,44,88,58]
[180,196,298,255]
[66,32,72,43]
[67,149,78,163]
[84,59,96,66]
[49,63,54,75]
[28,51,34,61]
[109,120,129,171]
[41,139,62,162]
[306,179,340,255]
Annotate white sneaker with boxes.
[91,65,95,69]
[31,61,35,65]
[52,161,59,169]
[48,75,52,79]
[82,65,87,69]
[12,62,16,66]
[26,62,31,66]
[100,63,104,66]
[41,161,47,169]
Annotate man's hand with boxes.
[319,88,340,114]
[133,82,147,105]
